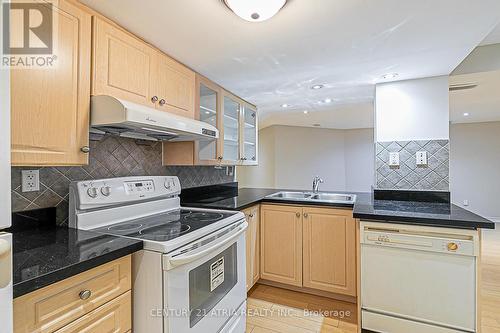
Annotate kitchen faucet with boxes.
[312,176,324,193]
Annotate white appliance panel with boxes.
[0,233,13,333]
[163,232,246,333]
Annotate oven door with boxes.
[163,219,247,333]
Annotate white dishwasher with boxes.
[360,221,480,333]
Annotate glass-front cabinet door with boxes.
[221,93,241,164]
[241,104,258,165]
[197,79,220,163]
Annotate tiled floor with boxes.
[247,225,500,333]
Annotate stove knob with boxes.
[101,186,111,197]
[164,181,171,190]
[87,187,98,198]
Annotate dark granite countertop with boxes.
[181,183,495,230]
[10,209,143,298]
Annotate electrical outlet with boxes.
[389,152,400,167]
[22,170,40,192]
[416,151,428,166]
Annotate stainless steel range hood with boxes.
[90,95,219,141]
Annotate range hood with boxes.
[90,95,219,142]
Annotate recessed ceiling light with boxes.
[320,98,332,104]
[223,0,287,22]
[311,84,324,90]
[463,112,470,117]
[281,103,290,108]
[303,110,309,114]
[382,73,399,80]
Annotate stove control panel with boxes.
[71,176,181,210]
[125,180,155,194]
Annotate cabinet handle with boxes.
[159,99,166,106]
[296,212,301,218]
[79,290,92,300]
[303,213,308,218]
[218,156,223,160]
[151,96,159,103]
[80,146,90,153]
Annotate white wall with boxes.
[238,126,374,192]
[450,122,500,222]
[344,128,375,192]
[375,76,450,142]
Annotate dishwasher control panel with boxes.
[361,222,477,256]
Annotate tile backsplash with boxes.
[11,136,234,225]
[375,140,450,191]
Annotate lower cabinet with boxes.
[303,207,357,296]
[260,205,303,287]
[260,204,357,297]
[243,205,260,291]
[14,256,132,333]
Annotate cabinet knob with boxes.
[79,290,92,300]
[159,99,166,106]
[296,212,301,218]
[218,156,223,160]
[248,213,254,218]
[303,213,308,218]
[151,96,159,103]
[80,146,90,153]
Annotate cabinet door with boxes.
[244,205,260,291]
[92,17,155,107]
[221,92,241,164]
[197,76,221,163]
[11,0,91,166]
[241,104,258,165]
[150,52,195,118]
[260,205,302,287]
[303,207,356,296]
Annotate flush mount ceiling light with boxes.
[311,84,324,90]
[318,98,332,104]
[223,0,287,22]
[382,73,399,80]
[303,110,309,114]
[463,112,470,117]
[281,103,290,108]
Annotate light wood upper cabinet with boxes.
[260,205,303,287]
[243,205,260,291]
[92,17,155,107]
[303,207,357,296]
[11,0,91,166]
[93,18,195,118]
[150,51,195,118]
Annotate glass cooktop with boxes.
[94,209,236,242]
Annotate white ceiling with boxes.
[480,23,500,46]
[81,0,500,129]
[449,70,500,124]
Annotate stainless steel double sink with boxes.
[265,191,356,204]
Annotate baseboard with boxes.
[257,279,357,304]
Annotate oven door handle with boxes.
[165,221,248,269]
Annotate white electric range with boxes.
[69,176,247,333]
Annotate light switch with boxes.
[416,151,428,166]
[389,152,400,167]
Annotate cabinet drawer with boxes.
[54,291,131,333]
[14,256,131,333]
